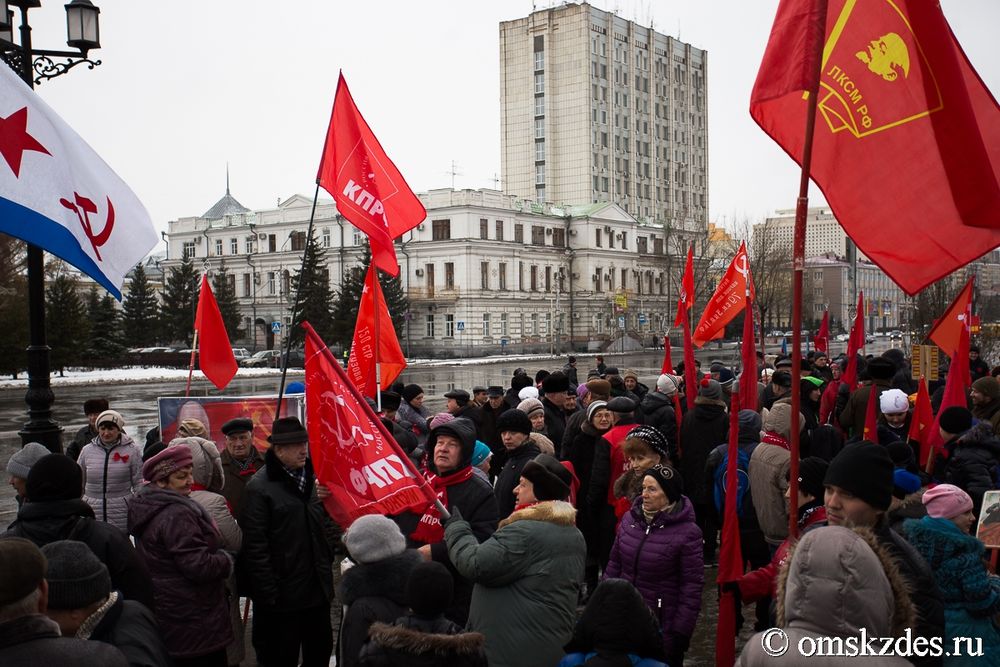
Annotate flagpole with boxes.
[276,182,322,416]
[185,330,199,398]
[788,0,828,540]
[370,265,383,413]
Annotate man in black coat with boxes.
[3,454,155,611]
[241,417,336,667]
[638,373,680,450]
[540,372,570,450]
[446,390,483,436]
[493,410,542,518]
[394,417,499,625]
[478,387,508,476]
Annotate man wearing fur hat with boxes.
[445,453,585,667]
[540,372,570,449]
[824,441,945,665]
[393,417,498,626]
[493,410,542,519]
[839,356,897,437]
[241,416,336,666]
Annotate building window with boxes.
[445,314,454,338]
[531,226,545,246]
[425,264,435,298]
[495,220,504,241]
[425,314,435,338]
[595,229,602,248]
[480,218,489,239]
[290,231,306,252]
[536,186,545,203]
[535,164,545,185]
[530,265,538,291]
[242,273,251,297]
[500,313,508,336]
[444,262,454,289]
[230,238,238,254]
[552,228,565,247]
[534,50,544,71]
[531,313,539,335]
[267,271,276,296]
[481,261,490,290]
[514,223,524,243]
[534,118,545,139]
[432,219,451,240]
[620,232,628,249]
[483,313,491,338]
[535,141,545,161]
[215,239,223,256]
[534,72,544,94]
[621,268,627,288]
[637,236,648,254]
[534,96,544,117]
[245,236,254,254]
[353,231,364,246]
[518,261,525,291]
[182,241,196,259]
[498,262,507,290]
[653,237,664,254]
[321,227,331,247]
[545,266,552,292]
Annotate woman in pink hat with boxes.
[904,484,1000,664]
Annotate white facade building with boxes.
[755,207,869,261]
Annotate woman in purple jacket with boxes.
[604,464,704,667]
[128,445,233,667]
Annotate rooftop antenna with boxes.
[445,161,463,190]
[490,173,504,190]
[226,162,230,195]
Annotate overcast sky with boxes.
[23,0,1000,238]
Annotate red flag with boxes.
[716,391,743,666]
[863,382,879,441]
[682,307,698,413]
[928,276,975,358]
[841,291,865,390]
[925,325,971,467]
[346,266,407,397]
[740,300,758,412]
[813,310,829,353]
[303,322,436,525]
[692,242,754,347]
[909,377,934,467]
[194,274,237,390]
[317,73,426,277]
[751,1,1000,295]
[673,244,695,327]
[660,336,674,375]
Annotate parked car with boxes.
[889,330,902,339]
[232,348,250,361]
[241,350,281,368]
[835,333,850,342]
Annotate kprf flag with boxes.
[0,64,156,299]
[304,322,436,525]
[346,265,407,398]
[317,73,426,277]
[693,241,754,347]
[193,274,238,390]
[928,276,974,358]
[673,244,695,328]
[751,0,1000,295]
[925,324,972,465]
[813,310,830,353]
[863,382,879,441]
[909,377,934,468]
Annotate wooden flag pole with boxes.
[184,329,199,398]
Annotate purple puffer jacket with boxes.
[603,495,704,652]
[127,485,233,659]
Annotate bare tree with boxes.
[728,217,793,335]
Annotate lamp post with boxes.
[1,0,102,452]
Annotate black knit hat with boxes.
[496,409,532,436]
[625,425,670,460]
[607,396,636,413]
[939,406,973,435]
[379,391,402,411]
[41,540,111,609]
[866,357,896,380]
[406,560,453,617]
[0,538,46,606]
[642,464,683,503]
[794,457,829,500]
[541,372,570,394]
[511,374,533,392]
[824,441,894,511]
[26,454,83,502]
[521,454,572,501]
[82,398,108,415]
[402,384,424,403]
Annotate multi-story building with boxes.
[163,187,678,356]
[754,207,869,261]
[805,255,907,333]
[499,2,708,252]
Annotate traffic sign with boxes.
[457,321,465,332]
[271,321,281,333]
[617,315,626,329]
[638,313,648,325]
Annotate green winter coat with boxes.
[445,500,585,667]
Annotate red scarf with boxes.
[410,467,475,544]
[761,431,791,450]
[514,501,540,513]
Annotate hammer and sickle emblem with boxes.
[60,192,115,261]
[735,252,750,282]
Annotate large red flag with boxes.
[841,291,865,390]
[716,390,743,666]
[194,274,237,390]
[909,377,934,468]
[740,299,758,412]
[813,310,830,354]
[751,0,1000,295]
[863,381,879,441]
[317,73,426,277]
[682,307,698,413]
[346,266,407,398]
[928,276,975,358]
[693,242,754,347]
[660,335,674,375]
[303,322,436,525]
[925,325,972,468]
[674,244,695,328]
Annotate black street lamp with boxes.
[1,0,102,452]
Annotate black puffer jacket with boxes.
[943,422,1000,516]
[543,396,568,450]
[359,614,487,667]
[4,498,154,610]
[678,398,730,504]
[338,550,422,667]
[240,449,335,612]
[637,391,678,452]
[90,594,171,667]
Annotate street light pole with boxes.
[1,0,102,452]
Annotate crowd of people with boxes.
[3,347,1000,666]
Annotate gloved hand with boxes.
[443,505,464,525]
[669,632,691,654]
[720,580,744,635]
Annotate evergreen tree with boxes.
[86,288,125,358]
[289,231,336,346]
[160,255,199,345]
[45,273,88,375]
[0,235,28,379]
[332,243,409,348]
[211,265,243,340]
[122,263,161,347]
